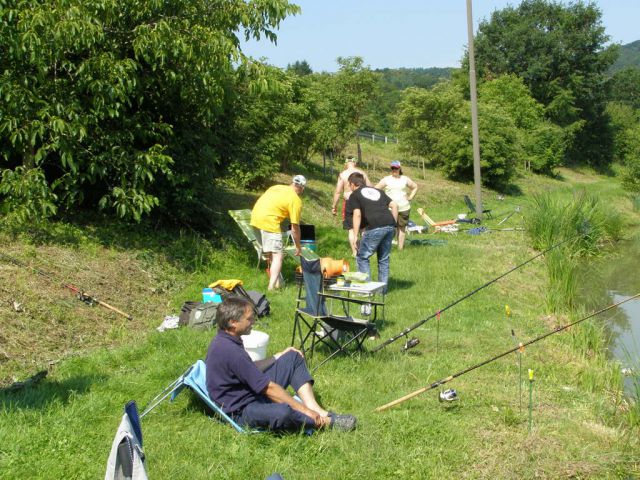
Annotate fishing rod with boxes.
[0,251,133,320]
[460,226,526,234]
[375,292,640,412]
[497,206,521,226]
[372,233,581,352]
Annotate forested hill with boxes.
[374,67,454,89]
[610,40,640,73]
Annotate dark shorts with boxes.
[397,210,410,228]
[343,199,353,230]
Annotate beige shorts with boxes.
[259,230,283,253]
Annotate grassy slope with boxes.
[1,143,639,479]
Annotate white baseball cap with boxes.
[293,175,307,187]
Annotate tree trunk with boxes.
[322,152,326,179]
[23,147,35,169]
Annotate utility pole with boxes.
[466,0,483,221]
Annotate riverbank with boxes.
[1,146,639,478]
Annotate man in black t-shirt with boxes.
[346,172,398,293]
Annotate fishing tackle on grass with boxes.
[372,233,583,353]
[375,293,640,412]
[0,252,133,320]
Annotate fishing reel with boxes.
[76,292,96,306]
[438,389,459,403]
[401,337,420,351]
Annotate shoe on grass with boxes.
[328,412,357,431]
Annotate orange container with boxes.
[320,257,349,277]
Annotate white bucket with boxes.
[241,330,270,361]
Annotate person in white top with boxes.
[375,160,418,250]
[331,156,372,256]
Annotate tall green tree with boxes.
[332,57,379,161]
[396,83,463,166]
[436,101,520,190]
[226,67,318,185]
[363,67,454,134]
[396,82,520,189]
[479,74,564,174]
[286,60,313,76]
[0,0,298,221]
[471,0,618,167]
[606,68,640,110]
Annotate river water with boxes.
[577,236,640,394]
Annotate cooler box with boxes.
[288,224,316,251]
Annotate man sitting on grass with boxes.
[205,296,357,432]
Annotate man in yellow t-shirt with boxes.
[251,175,306,290]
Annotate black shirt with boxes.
[347,187,396,230]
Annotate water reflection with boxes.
[576,237,640,393]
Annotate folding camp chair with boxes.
[140,360,258,434]
[416,208,459,233]
[228,209,269,270]
[463,195,492,219]
[291,258,377,371]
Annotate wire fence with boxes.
[357,131,399,144]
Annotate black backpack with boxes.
[178,301,218,330]
[247,290,270,318]
[212,285,269,318]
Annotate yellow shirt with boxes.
[250,185,302,233]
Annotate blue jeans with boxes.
[356,225,395,293]
[237,351,316,431]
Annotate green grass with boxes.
[1,146,639,478]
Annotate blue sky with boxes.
[242,0,640,72]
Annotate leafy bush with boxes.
[396,83,464,165]
[396,82,520,189]
[522,122,565,174]
[479,75,565,175]
[621,124,640,193]
[436,102,520,190]
[0,166,57,224]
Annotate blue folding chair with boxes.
[140,360,259,434]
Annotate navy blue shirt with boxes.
[205,329,270,414]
